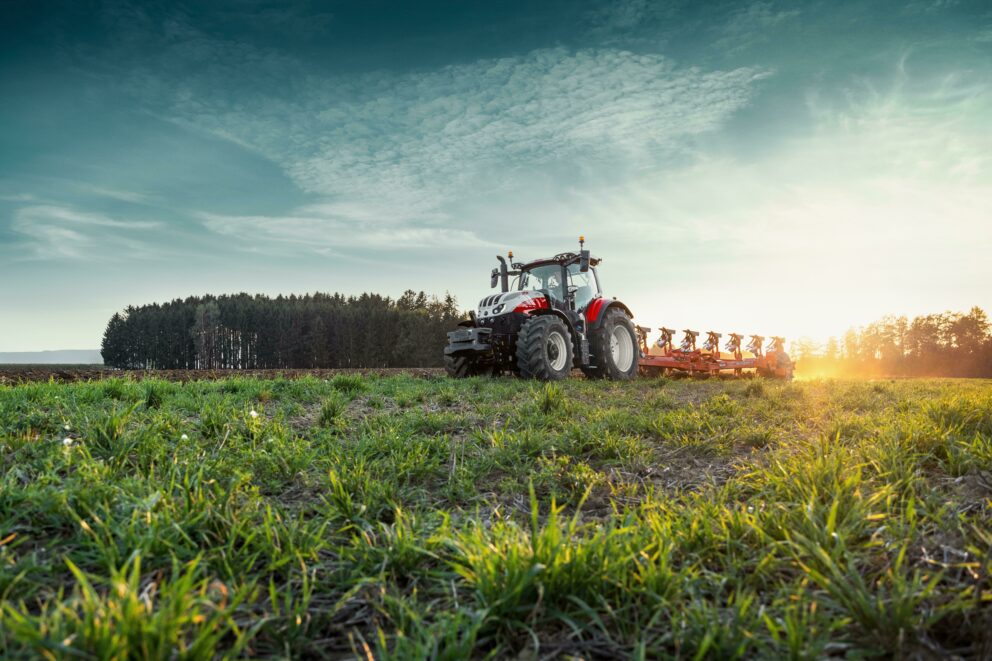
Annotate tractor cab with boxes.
[511,255,602,317]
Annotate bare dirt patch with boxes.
[0,366,444,384]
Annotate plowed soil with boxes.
[0,365,444,384]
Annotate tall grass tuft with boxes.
[318,394,347,428]
[536,382,565,414]
[1,554,254,658]
[331,374,367,394]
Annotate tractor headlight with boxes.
[492,304,505,314]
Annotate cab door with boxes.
[567,263,601,313]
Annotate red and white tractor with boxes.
[444,237,638,380]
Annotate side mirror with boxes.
[490,269,498,288]
[579,249,590,273]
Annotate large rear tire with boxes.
[516,315,573,381]
[585,308,638,381]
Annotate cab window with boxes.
[567,264,600,310]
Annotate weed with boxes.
[744,380,764,398]
[536,382,565,414]
[144,384,165,409]
[331,374,367,394]
[318,394,347,428]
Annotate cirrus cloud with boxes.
[197,206,494,254]
[113,32,771,221]
[10,204,162,259]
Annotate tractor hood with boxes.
[477,290,546,319]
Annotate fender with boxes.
[585,298,634,330]
[528,308,580,345]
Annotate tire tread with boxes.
[586,307,638,381]
[516,315,572,380]
[444,355,478,378]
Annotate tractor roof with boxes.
[513,252,601,270]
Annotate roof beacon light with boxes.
[579,235,585,249]
[508,250,513,259]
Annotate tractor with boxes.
[444,237,638,380]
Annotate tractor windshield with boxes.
[518,264,564,301]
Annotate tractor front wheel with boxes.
[444,355,482,378]
[516,315,573,380]
[584,308,638,380]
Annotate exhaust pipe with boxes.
[495,256,509,293]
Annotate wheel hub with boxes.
[610,326,634,372]
[547,331,568,371]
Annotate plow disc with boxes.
[636,327,793,379]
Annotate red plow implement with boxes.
[636,327,794,379]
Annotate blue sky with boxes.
[2,0,990,351]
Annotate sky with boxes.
[1,0,990,352]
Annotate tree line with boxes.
[100,291,462,369]
[792,306,992,378]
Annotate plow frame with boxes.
[636,327,793,379]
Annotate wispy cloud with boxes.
[713,2,800,54]
[10,204,162,258]
[74,185,154,204]
[198,206,493,254]
[108,24,770,221]
[581,0,688,46]
[0,193,41,203]
[15,205,160,229]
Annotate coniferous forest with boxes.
[100,291,462,369]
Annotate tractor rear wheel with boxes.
[516,315,573,380]
[584,308,638,380]
[444,355,481,378]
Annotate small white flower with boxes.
[180,434,189,441]
[62,437,73,447]
[63,423,71,431]
[249,410,259,419]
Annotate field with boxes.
[1,374,990,659]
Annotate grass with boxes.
[0,374,990,658]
